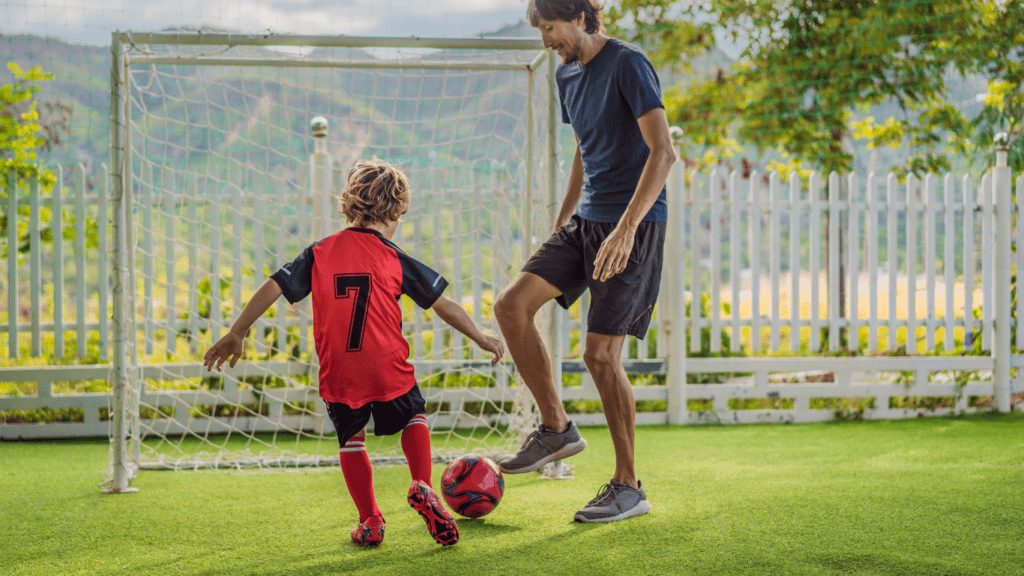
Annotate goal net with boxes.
[105,33,556,485]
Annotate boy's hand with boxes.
[479,334,505,365]
[203,331,244,372]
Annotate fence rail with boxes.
[2,154,1021,438]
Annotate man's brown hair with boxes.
[339,160,411,226]
[527,0,602,34]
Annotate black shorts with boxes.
[522,214,666,339]
[325,385,427,447]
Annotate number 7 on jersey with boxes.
[335,274,372,351]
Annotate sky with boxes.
[1,0,538,46]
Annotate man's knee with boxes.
[494,274,556,328]
[583,345,620,375]
[493,288,523,327]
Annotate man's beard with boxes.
[564,40,582,64]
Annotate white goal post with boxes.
[105,32,563,491]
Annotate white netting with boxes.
[111,35,551,472]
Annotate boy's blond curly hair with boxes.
[339,160,411,226]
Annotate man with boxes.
[493,0,676,523]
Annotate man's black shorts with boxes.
[522,214,666,339]
[325,384,426,446]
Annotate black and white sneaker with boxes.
[573,479,652,523]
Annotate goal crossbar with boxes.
[112,32,545,51]
[127,54,550,72]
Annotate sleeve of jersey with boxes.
[269,244,316,304]
[559,88,571,125]
[619,51,664,120]
[556,68,571,125]
[397,252,449,309]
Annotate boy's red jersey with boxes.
[270,227,448,408]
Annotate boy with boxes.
[203,160,505,547]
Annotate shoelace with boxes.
[519,429,540,449]
[519,427,555,451]
[586,483,621,507]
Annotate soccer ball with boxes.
[440,455,504,518]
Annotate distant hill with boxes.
[2,26,989,182]
[1,35,111,171]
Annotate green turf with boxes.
[3,414,1023,576]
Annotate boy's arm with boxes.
[203,278,283,371]
[430,295,505,364]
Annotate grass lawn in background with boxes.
[3,413,1023,576]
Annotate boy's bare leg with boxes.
[493,271,569,431]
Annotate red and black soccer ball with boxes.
[440,455,504,518]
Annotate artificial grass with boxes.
[3,413,1023,576]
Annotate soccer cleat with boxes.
[498,421,587,474]
[350,515,386,546]
[573,479,652,523]
[407,480,459,546]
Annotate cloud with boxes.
[3,0,526,32]
[2,0,531,46]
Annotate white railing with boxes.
[551,142,1021,423]
[2,145,1022,438]
[1,166,111,361]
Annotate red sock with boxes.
[401,414,433,487]
[339,436,381,523]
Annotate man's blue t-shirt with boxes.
[557,38,666,223]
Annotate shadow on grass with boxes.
[812,551,987,576]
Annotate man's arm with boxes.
[553,138,585,232]
[203,278,283,371]
[592,107,676,282]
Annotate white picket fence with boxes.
[557,160,1023,426]
[1,151,1022,439]
[1,166,111,361]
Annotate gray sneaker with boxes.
[498,421,587,474]
[573,479,652,523]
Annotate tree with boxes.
[1,62,77,258]
[1,62,57,186]
[606,0,1023,172]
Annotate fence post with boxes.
[993,133,1012,413]
[309,116,332,240]
[666,155,688,425]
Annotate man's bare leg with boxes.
[582,332,637,488]
[572,331,651,523]
[493,272,586,474]
[493,271,569,432]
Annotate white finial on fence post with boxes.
[309,116,332,240]
[991,132,1012,413]
[994,132,1009,167]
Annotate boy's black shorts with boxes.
[522,214,666,340]
[326,384,427,447]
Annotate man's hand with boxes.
[203,331,244,372]
[478,334,506,365]
[593,224,636,282]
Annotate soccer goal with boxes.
[104,31,561,491]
